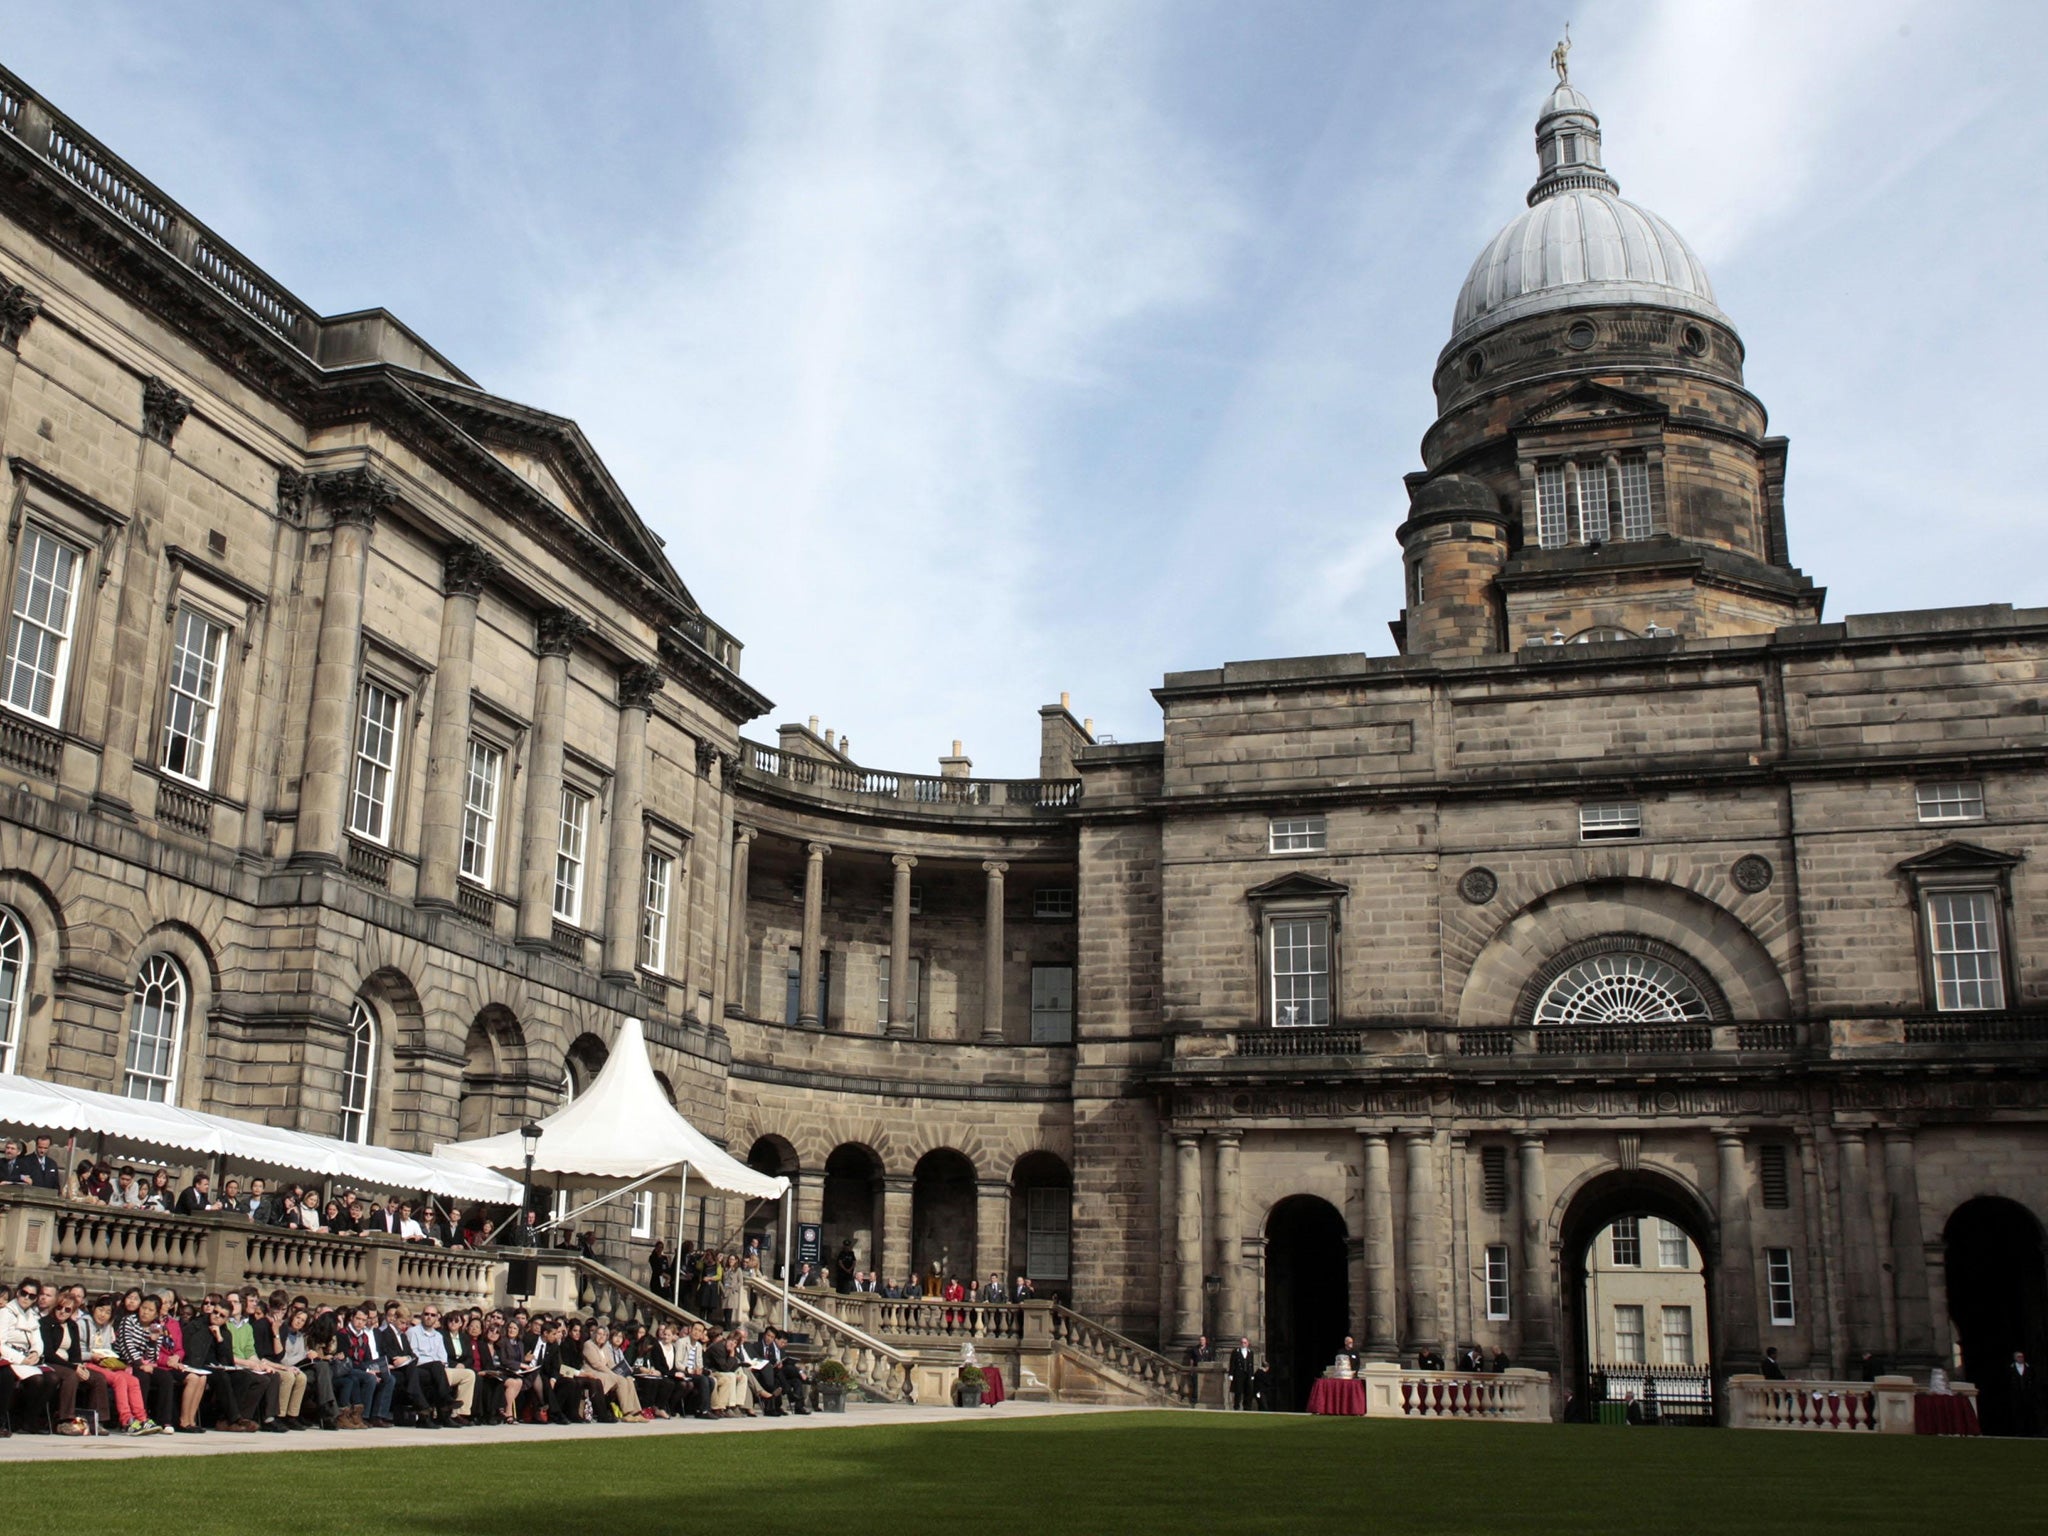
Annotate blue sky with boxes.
[4,2,2044,774]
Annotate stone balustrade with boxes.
[742,1277,915,1401]
[1047,1303,1198,1404]
[737,739,1080,817]
[1724,1374,1963,1434]
[1356,1362,1552,1421]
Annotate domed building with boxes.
[0,57,2042,1429]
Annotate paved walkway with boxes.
[0,1399,1151,1463]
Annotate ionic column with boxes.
[975,1178,1011,1286]
[1716,1132,1761,1368]
[1516,1133,1556,1367]
[724,826,755,1014]
[1882,1130,1935,1365]
[1360,1132,1397,1356]
[880,1173,914,1280]
[1214,1132,1243,1341]
[1837,1129,1883,1360]
[980,860,1008,1042]
[1402,1130,1439,1353]
[602,664,663,979]
[416,543,499,907]
[292,468,392,865]
[1173,1134,1204,1343]
[887,854,917,1038]
[515,609,588,945]
[798,842,830,1027]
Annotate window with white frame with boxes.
[340,1000,375,1144]
[1484,1244,1511,1321]
[1926,889,2005,1011]
[1579,802,1642,841]
[1661,1305,1694,1365]
[640,849,673,973]
[1575,464,1611,542]
[1612,1304,1645,1365]
[877,952,921,1032]
[1916,781,1985,823]
[0,907,28,1076]
[3,526,84,724]
[347,681,404,844]
[159,607,229,787]
[459,739,503,887]
[1535,463,1569,549]
[1033,887,1074,919]
[1610,1216,1641,1268]
[553,788,591,924]
[631,1190,654,1239]
[1617,455,1654,540]
[1270,917,1330,1027]
[1658,1220,1690,1268]
[1026,1185,1071,1280]
[1269,815,1327,854]
[1765,1247,1796,1324]
[1031,964,1074,1043]
[124,955,187,1103]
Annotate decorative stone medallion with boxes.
[1458,867,1499,905]
[1731,854,1774,894]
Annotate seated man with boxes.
[377,1302,451,1426]
[758,1327,810,1414]
[341,1306,397,1426]
[407,1305,471,1425]
[531,1321,605,1423]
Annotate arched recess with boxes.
[458,1006,528,1139]
[562,1032,609,1100]
[911,1147,978,1284]
[0,870,65,1079]
[745,1135,801,1259]
[1265,1195,1349,1412]
[1009,1151,1073,1295]
[1944,1197,2048,1436]
[122,922,217,1110]
[822,1143,883,1279]
[1555,1166,1720,1421]
[346,967,420,1147]
[1458,878,1791,1027]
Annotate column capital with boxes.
[1172,1132,1200,1150]
[806,841,832,861]
[1714,1129,1748,1149]
[617,662,665,711]
[442,541,501,597]
[535,607,591,658]
[1400,1127,1434,1146]
[313,465,395,529]
[1358,1128,1390,1147]
[142,376,192,448]
[1516,1130,1546,1150]
[892,853,919,873]
[733,824,757,847]
[1213,1131,1242,1149]
[981,859,1009,877]
[1,281,42,353]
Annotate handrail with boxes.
[1049,1302,1197,1404]
[548,1253,708,1330]
[742,1275,914,1400]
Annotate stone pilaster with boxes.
[975,1178,1011,1286]
[980,860,1008,1042]
[1715,1131,1761,1369]
[880,1173,914,1282]
[1882,1130,1935,1367]
[798,842,830,1027]
[1402,1130,1439,1353]
[724,825,755,1014]
[602,663,663,979]
[515,608,588,944]
[416,543,498,907]
[1516,1132,1556,1367]
[1173,1134,1204,1344]
[1214,1132,1243,1342]
[887,854,916,1038]
[1361,1131,1396,1356]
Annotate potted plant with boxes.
[815,1357,854,1413]
[954,1363,987,1408]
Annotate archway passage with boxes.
[1009,1151,1073,1300]
[1265,1195,1349,1412]
[822,1143,882,1286]
[1559,1170,1717,1426]
[744,1135,800,1263]
[1945,1197,2048,1436]
[911,1148,976,1289]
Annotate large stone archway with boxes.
[1945,1196,2048,1435]
[1264,1194,1350,1412]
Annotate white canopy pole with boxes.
[780,1183,793,1333]
[672,1159,690,1311]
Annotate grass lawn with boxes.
[8,1413,2044,1535]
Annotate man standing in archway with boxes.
[1227,1337,1255,1410]
[2012,1352,2042,1437]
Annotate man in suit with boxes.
[2011,1352,2041,1436]
[1761,1347,1786,1381]
[1336,1335,1363,1372]
[174,1173,221,1216]
[759,1327,810,1413]
[1227,1337,1256,1410]
[365,1197,403,1237]
[981,1272,1008,1304]
[341,1305,398,1426]
[19,1136,60,1191]
[1184,1333,1214,1367]
[0,1140,22,1183]
[376,1301,450,1426]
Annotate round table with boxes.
[1914,1393,1980,1436]
[1307,1376,1366,1415]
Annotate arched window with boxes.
[1534,952,1710,1028]
[340,1000,376,1144]
[124,955,188,1102]
[0,907,28,1076]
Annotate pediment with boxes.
[487,443,595,530]
[1514,381,1668,431]
[1895,841,2023,875]
[1246,871,1349,902]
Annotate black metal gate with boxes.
[1588,1364,1716,1425]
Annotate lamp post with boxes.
[519,1122,543,1234]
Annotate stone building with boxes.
[0,60,2043,1426]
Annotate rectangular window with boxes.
[1269,917,1330,1028]
[459,739,503,886]
[1916,781,1985,823]
[877,952,922,1032]
[1661,1306,1694,1366]
[1579,802,1642,841]
[1484,1244,1511,1321]
[552,788,590,923]
[1535,462,1569,549]
[1612,1305,1645,1365]
[1658,1220,1690,1268]
[1765,1247,1796,1325]
[3,526,83,724]
[1927,890,2005,1011]
[1617,455,1654,540]
[1031,964,1074,1043]
[785,948,831,1026]
[1759,1144,1790,1209]
[1575,464,1610,543]
[1481,1146,1508,1212]
[1269,815,1327,853]
[640,850,673,973]
[1026,1186,1071,1281]
[347,682,404,844]
[159,607,228,787]
[631,1190,654,1240]
[1033,887,1075,919]
[1610,1216,1641,1268]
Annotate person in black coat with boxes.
[19,1137,61,1191]
[1226,1337,1256,1410]
[1761,1347,1786,1381]
[174,1175,221,1217]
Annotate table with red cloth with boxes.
[1914,1393,1980,1436]
[979,1365,1005,1405]
[1307,1376,1366,1416]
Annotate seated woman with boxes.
[579,1321,643,1420]
[303,1310,368,1429]
[532,1320,605,1423]
[82,1293,156,1433]
[135,1294,207,1433]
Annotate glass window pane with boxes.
[159,608,228,786]
[4,528,82,723]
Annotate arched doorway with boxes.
[1264,1195,1349,1412]
[1558,1170,1718,1425]
[745,1135,800,1264]
[822,1143,882,1284]
[911,1148,977,1287]
[1945,1197,2048,1435]
[1010,1151,1073,1301]
[457,1006,526,1140]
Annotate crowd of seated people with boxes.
[0,1271,814,1439]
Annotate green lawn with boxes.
[9,1413,2044,1535]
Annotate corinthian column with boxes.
[980,860,1008,1042]
[516,608,588,945]
[1402,1131,1439,1352]
[1361,1132,1396,1356]
[416,543,498,907]
[798,842,830,1027]
[1214,1132,1243,1341]
[724,825,756,1014]
[888,854,917,1037]
[1173,1134,1204,1344]
[602,664,663,979]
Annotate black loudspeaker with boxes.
[505,1258,538,1297]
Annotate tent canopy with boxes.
[0,1071,523,1203]
[434,1017,788,1203]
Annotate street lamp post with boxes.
[519,1122,544,1235]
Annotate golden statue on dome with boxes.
[1550,24,1572,85]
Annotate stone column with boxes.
[515,609,588,945]
[1882,1130,1935,1366]
[1214,1132,1243,1341]
[1361,1132,1397,1357]
[798,842,830,1027]
[880,1173,914,1281]
[1716,1132,1761,1368]
[887,854,917,1038]
[1173,1134,1204,1344]
[1516,1133,1556,1367]
[980,860,1008,1042]
[1869,1134,1900,1357]
[602,664,663,979]
[1837,1129,1882,1360]
[1402,1130,1439,1352]
[415,543,498,907]
[975,1178,1011,1286]
[724,826,755,1015]
[292,468,391,865]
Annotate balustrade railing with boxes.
[155,780,214,838]
[1048,1304,1196,1404]
[1392,1369,1545,1421]
[49,1203,210,1287]
[0,713,63,777]
[242,1227,371,1295]
[737,738,1079,813]
[1534,1024,1713,1055]
[743,1276,914,1400]
[1731,1379,1881,1431]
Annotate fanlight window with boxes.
[1534,952,1711,1028]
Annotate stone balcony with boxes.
[735,738,1079,822]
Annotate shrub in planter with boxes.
[954,1364,987,1407]
[816,1358,853,1413]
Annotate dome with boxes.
[1447,79,1729,352]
